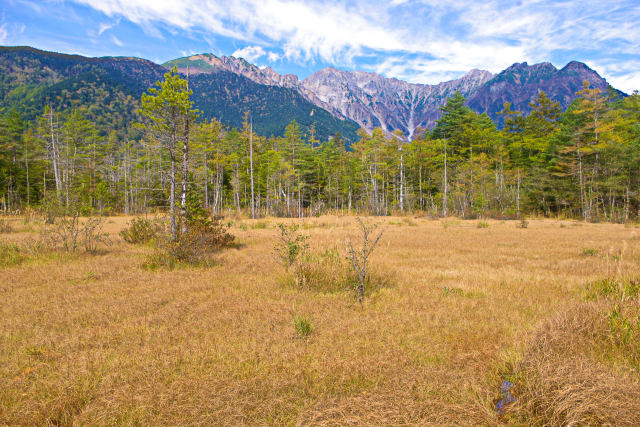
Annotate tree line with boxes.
[0,67,639,222]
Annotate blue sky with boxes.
[1,0,639,92]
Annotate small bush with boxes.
[274,223,309,269]
[293,315,313,338]
[168,220,235,264]
[251,221,268,230]
[582,247,598,257]
[41,212,111,253]
[477,221,490,228]
[347,218,384,303]
[120,217,163,244]
[517,219,529,229]
[0,242,25,267]
[145,217,235,268]
[81,217,111,253]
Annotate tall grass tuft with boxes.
[293,315,313,338]
[504,277,640,424]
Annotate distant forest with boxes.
[0,66,638,222]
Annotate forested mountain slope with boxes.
[0,46,360,141]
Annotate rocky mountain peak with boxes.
[299,66,494,138]
[161,53,617,137]
[559,61,603,82]
[466,60,617,126]
[561,60,591,72]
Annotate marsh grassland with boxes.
[1,216,639,425]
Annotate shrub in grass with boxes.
[347,218,384,303]
[582,248,598,257]
[41,211,110,253]
[517,219,529,229]
[477,221,490,228]
[281,246,395,297]
[293,315,313,338]
[144,216,235,269]
[0,242,24,267]
[274,223,309,269]
[120,217,163,244]
[168,220,235,263]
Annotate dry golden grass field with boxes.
[1,215,640,425]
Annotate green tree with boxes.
[138,67,194,239]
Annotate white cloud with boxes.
[0,24,7,44]
[608,73,640,94]
[267,51,281,62]
[585,60,640,94]
[231,45,265,62]
[70,0,640,89]
[111,34,123,46]
[71,0,405,63]
[98,18,120,35]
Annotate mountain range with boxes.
[0,46,620,142]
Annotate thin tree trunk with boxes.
[578,148,586,222]
[443,139,448,217]
[49,107,62,202]
[181,67,190,233]
[249,117,255,219]
[124,141,129,214]
[25,137,29,207]
[399,149,404,212]
[516,168,520,218]
[203,145,208,208]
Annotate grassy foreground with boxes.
[1,216,639,425]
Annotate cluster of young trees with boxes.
[1,67,639,222]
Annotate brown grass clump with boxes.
[283,248,350,293]
[504,281,640,425]
[280,238,395,298]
